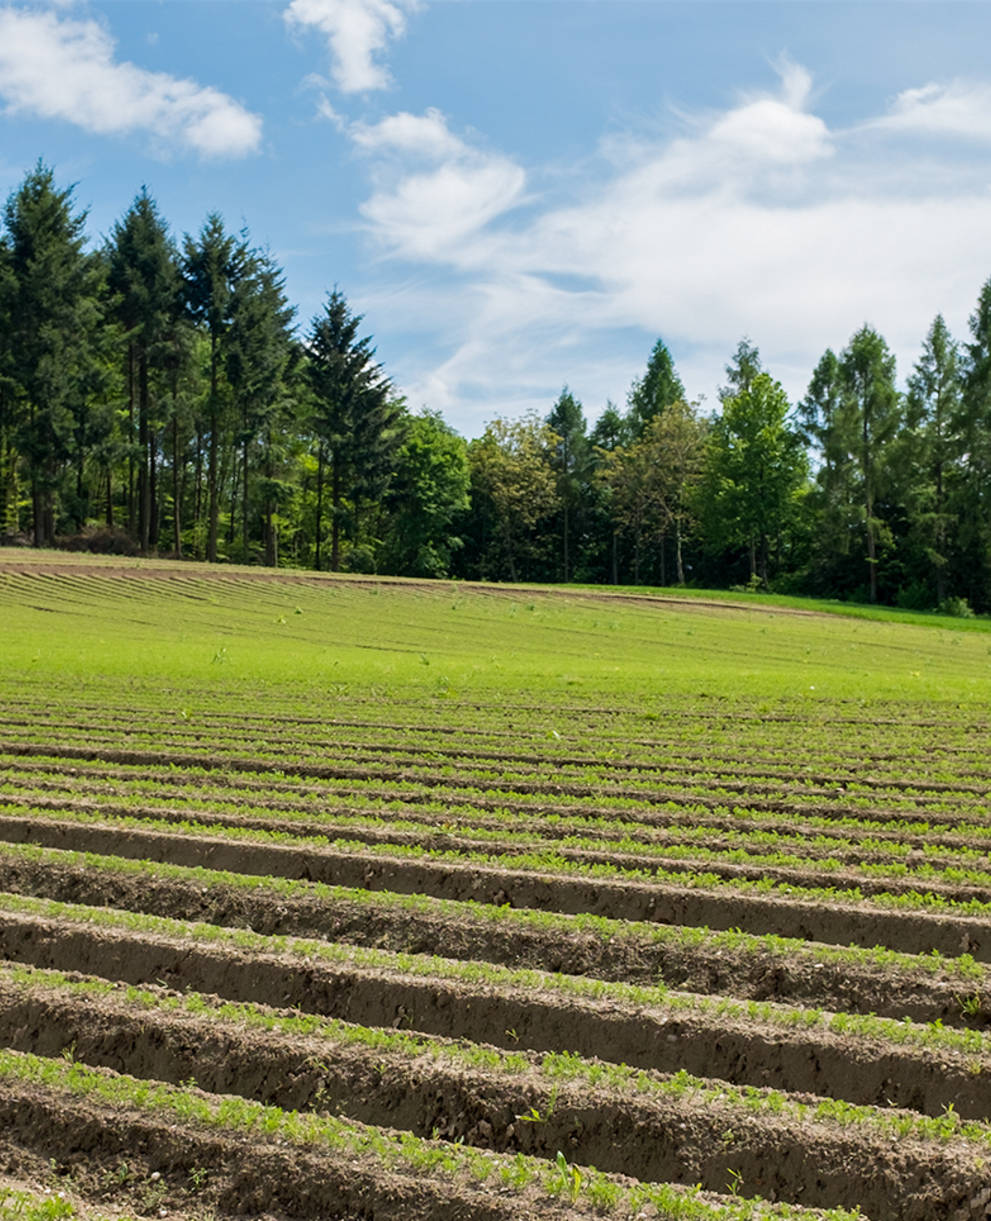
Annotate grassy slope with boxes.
[0,547,988,705]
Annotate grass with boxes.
[1,550,989,702]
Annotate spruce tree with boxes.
[107,190,180,552]
[3,162,103,546]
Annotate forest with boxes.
[2,161,990,612]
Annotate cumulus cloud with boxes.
[284,0,418,93]
[0,6,261,157]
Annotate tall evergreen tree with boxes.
[546,387,589,582]
[959,278,991,610]
[904,315,962,604]
[3,162,103,546]
[107,190,180,552]
[226,247,296,565]
[720,337,763,401]
[839,326,901,603]
[627,339,684,439]
[305,289,399,571]
[183,214,246,562]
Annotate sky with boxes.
[2,1,991,437]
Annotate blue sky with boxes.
[2,1,991,436]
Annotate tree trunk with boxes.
[331,450,342,572]
[149,428,159,549]
[138,351,150,553]
[172,413,182,558]
[675,519,685,585]
[314,443,324,571]
[207,334,219,563]
[106,469,113,530]
[562,503,569,583]
[242,436,250,563]
[127,344,135,533]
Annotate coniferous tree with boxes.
[959,279,991,609]
[720,337,763,401]
[627,339,684,440]
[839,326,902,603]
[546,387,589,582]
[3,162,103,546]
[107,190,180,551]
[305,289,399,571]
[903,315,962,605]
[226,247,297,564]
[183,213,246,562]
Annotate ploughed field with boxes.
[0,552,990,1220]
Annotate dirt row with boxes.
[7,759,991,850]
[0,859,985,1027]
[0,919,988,1121]
[4,791,989,886]
[5,711,987,791]
[0,815,988,961]
[0,1078,587,1221]
[3,727,986,805]
[0,974,987,1221]
[3,742,990,844]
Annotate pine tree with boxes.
[546,387,589,582]
[627,339,684,439]
[839,326,901,603]
[904,315,962,605]
[226,247,296,564]
[183,214,246,562]
[107,190,180,552]
[305,289,399,571]
[3,162,103,546]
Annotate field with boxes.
[0,549,990,1220]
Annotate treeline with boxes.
[2,162,991,612]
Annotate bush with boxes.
[939,595,975,619]
[57,526,140,556]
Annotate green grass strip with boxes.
[0,1184,136,1221]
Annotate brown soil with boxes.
[0,877,987,1030]
[2,953,989,1123]
[0,978,987,1220]
[4,793,990,893]
[0,1077,584,1221]
[1,818,990,963]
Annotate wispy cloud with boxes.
[284,0,418,93]
[348,62,991,429]
[0,6,262,157]
[870,79,991,142]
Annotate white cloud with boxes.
[872,80,991,142]
[350,108,467,159]
[346,62,991,432]
[330,106,526,260]
[0,7,261,157]
[284,0,418,93]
